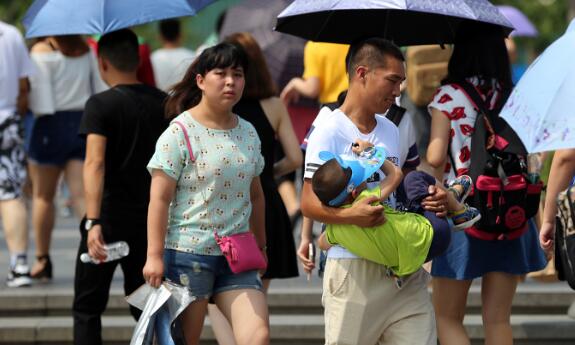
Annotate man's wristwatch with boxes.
[84,218,101,231]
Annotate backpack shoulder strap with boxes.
[456,81,510,122]
[385,104,406,127]
[456,82,493,117]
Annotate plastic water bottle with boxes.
[80,241,130,264]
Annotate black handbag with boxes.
[555,185,575,290]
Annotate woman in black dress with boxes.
[225,32,302,286]
[203,32,302,345]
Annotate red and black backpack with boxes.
[449,81,543,240]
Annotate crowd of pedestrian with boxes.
[0,8,565,345]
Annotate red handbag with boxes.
[173,121,267,274]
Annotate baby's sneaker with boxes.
[449,204,481,231]
[447,175,473,203]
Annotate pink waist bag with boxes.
[215,232,267,274]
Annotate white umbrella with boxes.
[500,19,575,153]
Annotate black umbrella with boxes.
[220,0,305,90]
[275,0,514,46]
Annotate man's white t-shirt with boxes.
[302,106,418,169]
[151,47,195,91]
[0,21,34,123]
[304,108,401,259]
[301,106,332,150]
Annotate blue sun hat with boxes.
[318,146,387,206]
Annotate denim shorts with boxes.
[28,111,85,166]
[163,249,263,300]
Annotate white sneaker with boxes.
[7,263,32,288]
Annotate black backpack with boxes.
[450,81,543,240]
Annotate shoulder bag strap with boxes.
[172,120,195,163]
[172,120,221,240]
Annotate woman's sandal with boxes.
[31,255,53,281]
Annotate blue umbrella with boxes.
[500,19,575,153]
[275,0,513,46]
[23,0,217,38]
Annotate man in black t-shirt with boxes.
[73,29,168,345]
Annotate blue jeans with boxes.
[163,250,262,300]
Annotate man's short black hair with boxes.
[98,29,139,73]
[345,37,404,77]
[159,19,181,42]
[312,159,351,206]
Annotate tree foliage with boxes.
[0,0,33,30]
[492,0,569,53]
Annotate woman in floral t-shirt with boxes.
[426,23,546,345]
[143,43,269,345]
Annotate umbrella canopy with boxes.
[275,0,513,46]
[23,0,217,38]
[220,0,305,90]
[500,19,575,153]
[497,5,538,37]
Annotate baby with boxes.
[313,141,480,277]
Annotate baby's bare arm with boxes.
[351,139,403,201]
[380,160,403,201]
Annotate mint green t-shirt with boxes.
[147,111,264,255]
[325,188,434,276]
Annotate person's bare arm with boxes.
[301,180,385,227]
[143,170,177,288]
[427,108,451,181]
[379,160,403,202]
[249,177,268,275]
[297,216,316,274]
[280,77,320,105]
[540,149,575,252]
[350,139,402,201]
[16,78,29,116]
[249,177,267,250]
[83,134,107,261]
[424,108,452,216]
